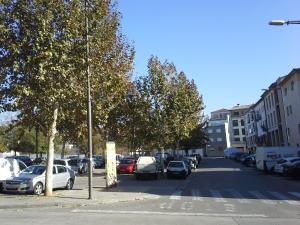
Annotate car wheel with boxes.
[33,182,43,195]
[65,179,74,190]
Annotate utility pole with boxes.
[85,0,93,200]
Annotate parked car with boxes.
[282,161,300,179]
[6,155,32,167]
[93,155,105,168]
[78,158,95,174]
[242,154,256,167]
[224,147,241,158]
[0,158,27,191]
[33,157,47,165]
[54,158,80,174]
[274,157,300,174]
[3,164,76,195]
[184,157,197,169]
[229,152,244,160]
[166,161,188,179]
[135,156,159,180]
[182,158,192,175]
[117,159,135,174]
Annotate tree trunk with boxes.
[45,106,58,197]
[61,141,66,159]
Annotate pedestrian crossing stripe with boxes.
[168,189,300,206]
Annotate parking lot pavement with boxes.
[0,169,160,210]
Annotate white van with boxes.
[135,156,159,179]
[0,158,27,190]
[256,147,300,172]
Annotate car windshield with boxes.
[290,158,300,163]
[22,166,45,175]
[168,162,183,168]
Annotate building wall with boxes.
[280,72,300,147]
[207,120,228,157]
[228,106,249,150]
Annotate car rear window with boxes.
[137,157,155,164]
[120,159,134,164]
[54,160,66,166]
[168,162,184,168]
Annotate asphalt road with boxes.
[1,158,300,225]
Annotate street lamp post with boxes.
[85,0,93,200]
[269,20,300,26]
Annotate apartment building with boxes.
[261,78,287,147]
[279,68,300,147]
[228,104,251,150]
[206,109,230,157]
[245,105,257,152]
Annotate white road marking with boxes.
[191,189,204,201]
[269,192,300,205]
[210,190,227,203]
[289,192,300,199]
[227,189,250,204]
[249,191,276,205]
[159,202,173,209]
[169,190,182,200]
[224,203,235,213]
[71,209,267,218]
[181,202,193,211]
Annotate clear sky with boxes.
[117,0,300,115]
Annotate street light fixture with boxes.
[269,20,300,26]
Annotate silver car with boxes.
[3,164,76,195]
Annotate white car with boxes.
[166,161,188,179]
[0,158,27,191]
[274,157,300,174]
[135,156,159,179]
[54,159,80,174]
[3,164,76,195]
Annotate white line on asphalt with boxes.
[180,202,193,211]
[269,192,300,205]
[71,209,268,218]
[227,189,250,204]
[159,202,173,209]
[289,192,300,199]
[191,189,204,201]
[249,191,276,205]
[169,190,182,200]
[209,190,227,203]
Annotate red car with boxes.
[117,159,135,174]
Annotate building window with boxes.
[242,128,245,135]
[217,138,222,142]
[216,128,221,133]
[287,128,290,140]
[271,93,274,107]
[291,81,294,91]
[284,87,287,96]
[273,111,276,125]
[208,129,213,133]
[298,124,300,135]
[234,137,240,142]
[241,119,245,126]
[243,137,246,142]
[233,111,239,116]
[232,120,239,127]
[233,129,239,136]
[286,106,289,116]
[289,105,293,115]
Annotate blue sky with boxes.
[118,0,300,115]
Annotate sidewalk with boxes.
[0,186,160,209]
